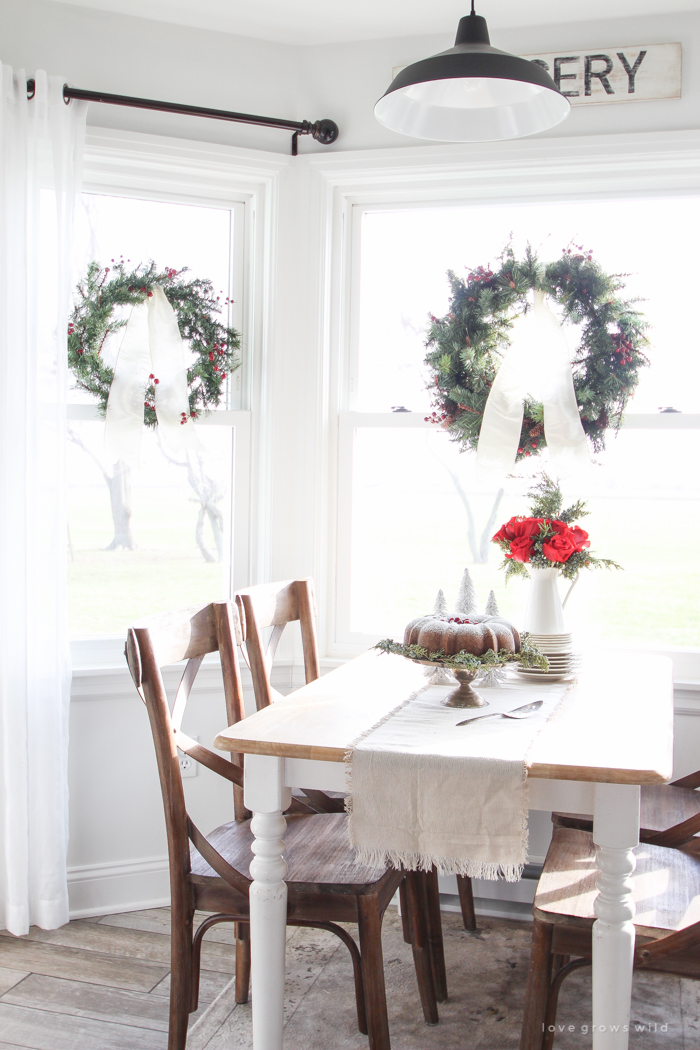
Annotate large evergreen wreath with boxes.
[67,259,241,426]
[423,244,649,462]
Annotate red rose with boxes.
[492,516,517,543]
[509,535,535,562]
[542,530,577,563]
[569,525,590,551]
[546,520,590,558]
[493,516,543,544]
[499,517,544,563]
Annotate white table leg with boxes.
[592,782,640,1050]
[244,754,292,1050]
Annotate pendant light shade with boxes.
[375,7,570,142]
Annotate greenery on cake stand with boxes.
[374,636,548,708]
[373,636,548,672]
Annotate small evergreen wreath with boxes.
[424,243,649,462]
[67,259,241,426]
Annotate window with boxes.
[68,183,250,651]
[336,196,700,658]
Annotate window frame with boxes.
[70,127,287,667]
[302,132,700,682]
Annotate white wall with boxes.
[2,1,700,154]
[1,0,298,152]
[67,658,300,917]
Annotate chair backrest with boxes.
[125,601,251,897]
[236,578,320,711]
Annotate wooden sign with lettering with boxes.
[522,43,681,105]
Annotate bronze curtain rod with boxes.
[25,79,339,156]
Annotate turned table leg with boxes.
[245,754,292,1050]
[592,782,640,1050]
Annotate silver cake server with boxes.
[456,700,544,726]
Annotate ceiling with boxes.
[48,0,700,45]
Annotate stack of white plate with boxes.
[518,632,581,682]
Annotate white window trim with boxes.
[71,127,291,668]
[292,129,700,679]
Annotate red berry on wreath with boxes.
[149,374,154,380]
[154,378,160,385]
[531,442,537,448]
[208,352,214,361]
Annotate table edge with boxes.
[214,735,672,784]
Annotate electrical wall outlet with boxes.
[178,736,199,778]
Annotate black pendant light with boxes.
[375,2,570,142]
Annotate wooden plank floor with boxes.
[0,908,697,1048]
[0,909,235,1050]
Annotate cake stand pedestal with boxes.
[418,661,488,708]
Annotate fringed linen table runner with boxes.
[346,676,570,880]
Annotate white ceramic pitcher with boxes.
[523,566,566,634]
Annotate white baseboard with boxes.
[67,855,170,918]
[67,856,539,922]
[439,893,534,922]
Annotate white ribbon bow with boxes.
[104,287,204,467]
[476,290,589,477]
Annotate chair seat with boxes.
[191,812,389,889]
[534,827,700,937]
[552,783,700,848]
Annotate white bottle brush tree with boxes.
[455,569,477,617]
[433,589,448,617]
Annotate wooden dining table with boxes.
[214,648,673,1050]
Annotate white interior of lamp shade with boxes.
[402,77,547,110]
[374,77,570,141]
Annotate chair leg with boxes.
[235,922,251,1004]
[403,872,439,1026]
[422,868,447,1003]
[542,958,591,1050]
[357,895,392,1050]
[398,880,413,944]
[519,918,553,1050]
[456,873,477,932]
[293,919,368,1036]
[169,898,194,1050]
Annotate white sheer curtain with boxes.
[0,67,86,935]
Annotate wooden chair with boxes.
[552,769,700,855]
[235,578,342,815]
[235,577,452,995]
[519,825,700,1050]
[125,600,441,1050]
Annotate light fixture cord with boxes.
[471,0,475,12]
